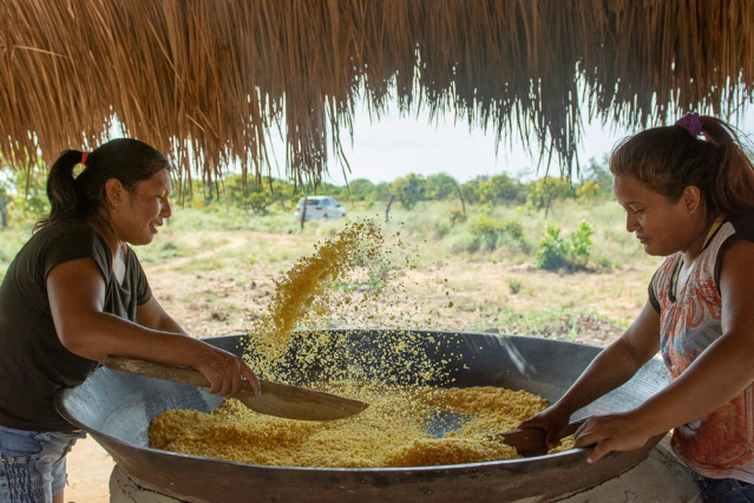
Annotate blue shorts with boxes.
[694,473,754,503]
[0,425,85,503]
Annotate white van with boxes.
[294,196,347,220]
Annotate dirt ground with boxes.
[66,437,113,503]
[63,229,652,501]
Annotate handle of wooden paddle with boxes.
[499,427,547,457]
[103,355,211,388]
[500,418,587,457]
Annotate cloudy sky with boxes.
[264,103,754,185]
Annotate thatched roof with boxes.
[2,0,753,186]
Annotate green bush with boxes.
[507,278,523,295]
[570,221,594,260]
[536,225,569,270]
[536,221,594,271]
[449,207,467,226]
[468,215,528,251]
[469,215,502,249]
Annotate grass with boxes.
[0,197,658,344]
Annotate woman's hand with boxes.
[189,345,261,399]
[518,405,572,449]
[574,411,654,464]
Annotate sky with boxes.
[262,102,754,186]
[100,100,754,187]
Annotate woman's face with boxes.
[113,169,172,246]
[613,174,699,257]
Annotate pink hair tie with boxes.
[675,113,703,137]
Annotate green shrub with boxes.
[570,221,594,260]
[449,207,466,226]
[500,220,525,242]
[536,225,570,270]
[469,215,528,251]
[469,215,503,249]
[536,221,594,271]
[507,278,523,295]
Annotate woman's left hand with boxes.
[574,412,655,464]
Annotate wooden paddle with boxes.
[494,418,586,458]
[103,355,368,421]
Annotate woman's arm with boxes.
[577,239,754,462]
[519,299,661,447]
[47,257,260,397]
[555,300,661,415]
[136,296,187,335]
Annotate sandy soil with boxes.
[66,436,113,502]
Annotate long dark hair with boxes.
[609,116,754,219]
[36,138,170,230]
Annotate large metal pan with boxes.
[55,330,670,503]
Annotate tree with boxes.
[579,156,613,198]
[425,173,458,201]
[459,181,481,205]
[223,175,286,215]
[478,174,525,205]
[390,174,425,210]
[527,177,576,213]
[2,166,49,225]
[345,178,377,202]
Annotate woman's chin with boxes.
[640,241,658,256]
[642,243,671,257]
[132,233,155,246]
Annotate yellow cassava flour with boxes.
[150,383,573,467]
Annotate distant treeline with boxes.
[189,156,613,215]
[0,157,612,226]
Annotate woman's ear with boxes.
[681,185,703,214]
[104,178,126,209]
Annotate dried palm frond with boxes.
[1,0,752,186]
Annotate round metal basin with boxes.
[55,330,670,502]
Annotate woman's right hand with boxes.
[517,405,572,449]
[189,345,261,399]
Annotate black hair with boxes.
[609,116,754,218]
[35,138,170,230]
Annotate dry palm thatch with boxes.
[1,0,753,188]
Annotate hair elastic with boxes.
[81,151,90,166]
[675,113,703,138]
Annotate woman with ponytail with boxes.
[519,114,754,502]
[0,138,260,503]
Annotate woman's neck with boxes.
[681,213,722,265]
[87,211,122,258]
